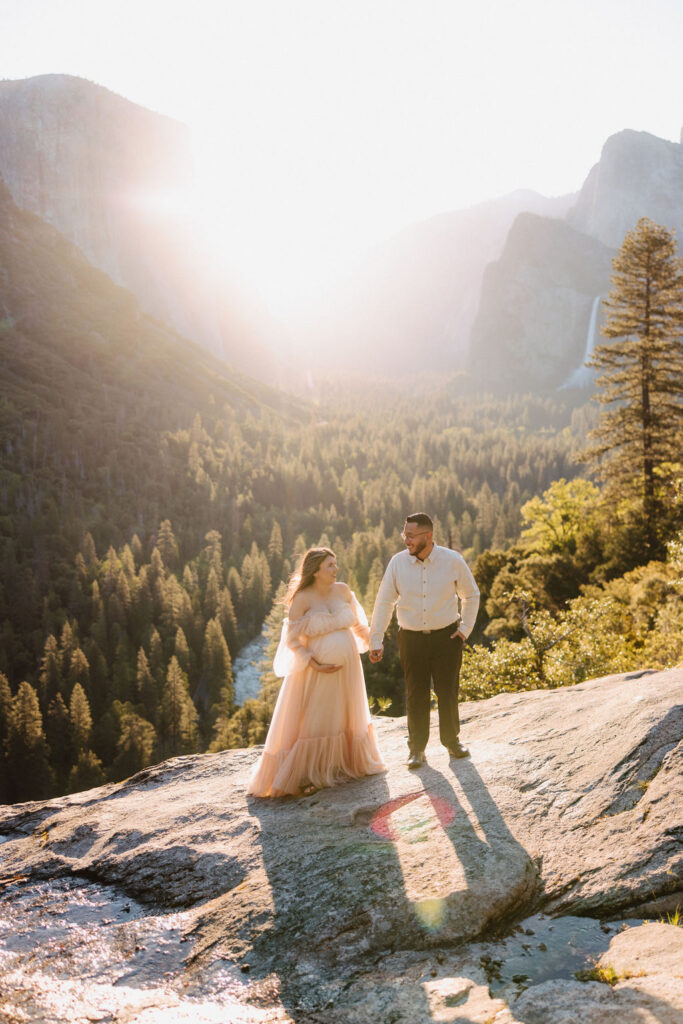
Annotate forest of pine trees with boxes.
[1,182,681,804]
[0,384,589,802]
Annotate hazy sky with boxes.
[3,0,683,313]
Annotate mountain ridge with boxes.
[0,73,279,380]
[3,74,681,390]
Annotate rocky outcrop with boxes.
[468,213,614,390]
[502,923,683,1024]
[0,667,680,1021]
[569,130,683,249]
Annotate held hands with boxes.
[311,657,342,674]
[370,635,463,661]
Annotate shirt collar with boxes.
[409,544,437,565]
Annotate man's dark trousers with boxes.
[397,624,463,753]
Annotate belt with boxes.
[401,622,458,635]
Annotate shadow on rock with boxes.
[246,753,537,1019]
[247,771,420,1016]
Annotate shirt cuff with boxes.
[370,633,384,650]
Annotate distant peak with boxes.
[1,72,106,93]
[602,127,681,152]
[0,74,186,128]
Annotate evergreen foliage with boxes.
[2,176,681,802]
[578,218,683,557]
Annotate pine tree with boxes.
[227,566,244,617]
[130,568,154,643]
[147,626,165,684]
[46,693,73,786]
[114,567,132,611]
[148,547,166,592]
[136,647,158,720]
[579,218,683,556]
[174,626,191,675]
[0,672,12,801]
[81,531,98,568]
[59,622,77,679]
[157,519,179,570]
[268,520,284,582]
[90,580,108,652]
[38,634,63,706]
[161,575,192,636]
[203,530,223,574]
[218,587,239,654]
[159,656,198,756]
[103,546,121,597]
[241,543,272,632]
[203,566,220,620]
[111,702,157,780]
[0,672,11,742]
[68,749,106,793]
[120,544,136,579]
[6,681,55,800]
[69,682,93,755]
[112,634,135,702]
[130,533,144,567]
[84,639,109,717]
[67,647,91,698]
[201,618,234,710]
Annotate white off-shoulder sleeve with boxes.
[272,616,313,678]
[350,591,370,654]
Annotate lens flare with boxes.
[414,896,447,931]
[369,790,465,932]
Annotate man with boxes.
[369,512,480,768]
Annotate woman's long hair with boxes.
[285,547,335,606]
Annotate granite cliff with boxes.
[0,74,275,379]
[292,190,574,375]
[292,129,683,390]
[469,129,683,391]
[468,214,615,391]
[569,129,683,249]
[1,667,681,1022]
[2,75,682,391]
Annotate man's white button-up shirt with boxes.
[369,545,480,650]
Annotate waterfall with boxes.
[559,294,602,389]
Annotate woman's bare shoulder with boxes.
[289,591,312,619]
[334,581,352,602]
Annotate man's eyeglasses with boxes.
[401,530,429,541]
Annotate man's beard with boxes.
[413,537,430,558]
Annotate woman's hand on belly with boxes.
[311,657,342,673]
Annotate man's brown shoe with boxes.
[447,741,470,759]
[407,751,425,769]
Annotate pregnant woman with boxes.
[247,547,386,798]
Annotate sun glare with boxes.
[121,171,346,319]
[79,0,683,326]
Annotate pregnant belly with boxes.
[310,629,356,667]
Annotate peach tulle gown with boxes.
[247,593,386,797]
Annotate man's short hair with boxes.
[405,512,433,530]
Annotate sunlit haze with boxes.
[4,0,683,318]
